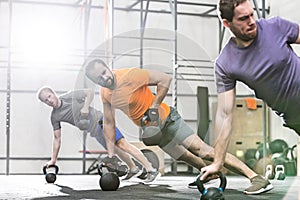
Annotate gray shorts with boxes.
[159,107,194,148]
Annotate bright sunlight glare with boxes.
[13,7,78,67]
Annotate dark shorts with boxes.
[283,123,300,136]
[276,112,300,136]
[159,107,194,148]
[91,124,124,149]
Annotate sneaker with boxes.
[123,168,142,180]
[137,168,147,180]
[144,169,161,183]
[244,175,274,195]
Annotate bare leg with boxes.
[114,146,137,171]
[163,143,229,181]
[182,134,257,179]
[116,138,154,171]
[162,143,207,170]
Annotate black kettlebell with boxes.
[196,172,227,200]
[43,164,59,184]
[141,113,162,146]
[98,163,120,191]
[77,114,90,130]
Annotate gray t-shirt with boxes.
[50,90,102,132]
[215,17,300,123]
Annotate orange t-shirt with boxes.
[101,68,170,126]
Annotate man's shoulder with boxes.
[216,40,233,62]
[114,67,147,78]
[59,90,86,100]
[59,90,72,99]
[114,67,138,73]
[50,108,59,122]
[257,16,284,27]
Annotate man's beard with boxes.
[103,76,115,90]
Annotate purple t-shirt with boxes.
[215,17,300,123]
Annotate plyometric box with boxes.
[211,98,269,161]
[130,142,165,175]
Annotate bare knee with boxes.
[183,135,204,153]
[183,136,214,159]
[177,151,190,162]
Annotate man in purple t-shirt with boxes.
[201,0,300,195]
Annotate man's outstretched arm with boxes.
[103,101,116,157]
[201,88,236,180]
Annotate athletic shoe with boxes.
[137,169,147,180]
[123,168,142,180]
[144,169,161,183]
[244,175,274,195]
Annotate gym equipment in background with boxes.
[132,148,160,179]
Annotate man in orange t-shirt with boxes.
[85,59,271,192]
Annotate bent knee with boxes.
[177,151,190,162]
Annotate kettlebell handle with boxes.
[196,172,227,194]
[98,163,105,176]
[282,145,297,161]
[290,145,297,160]
[43,164,59,174]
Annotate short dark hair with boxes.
[85,59,107,81]
[218,0,248,22]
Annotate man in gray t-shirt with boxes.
[50,89,102,134]
[201,0,300,194]
[38,87,158,181]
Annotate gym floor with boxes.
[1,174,299,200]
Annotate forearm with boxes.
[51,133,61,162]
[103,102,116,157]
[148,70,172,108]
[104,123,116,156]
[213,89,235,168]
[152,85,170,108]
[81,89,94,112]
[213,113,233,167]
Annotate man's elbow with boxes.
[162,74,172,89]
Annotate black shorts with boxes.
[283,123,300,136]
